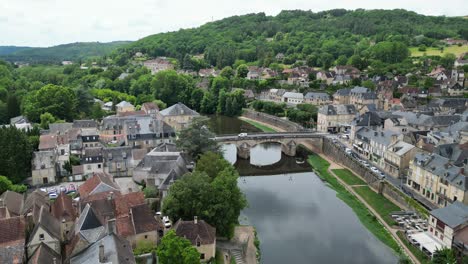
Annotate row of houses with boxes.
[31,102,200,186]
[0,172,216,263]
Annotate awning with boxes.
[409,232,444,255]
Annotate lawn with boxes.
[308,154,401,253]
[410,45,468,57]
[241,118,277,132]
[353,186,401,225]
[332,169,367,186]
[396,231,431,264]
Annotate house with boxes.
[103,146,134,177]
[27,206,61,257]
[332,65,361,78]
[448,83,465,97]
[70,233,136,264]
[159,102,200,131]
[349,112,384,141]
[282,92,304,104]
[81,128,100,149]
[123,116,174,151]
[133,148,190,198]
[143,57,174,74]
[428,201,468,250]
[116,101,135,114]
[173,217,216,262]
[79,191,158,248]
[383,140,418,178]
[332,88,351,104]
[316,71,334,85]
[73,120,98,129]
[354,128,401,168]
[32,151,57,185]
[51,192,76,240]
[0,190,24,218]
[141,102,159,116]
[10,115,29,125]
[304,92,331,106]
[21,190,49,220]
[317,104,357,133]
[0,216,26,264]
[28,242,62,264]
[407,153,468,208]
[82,148,104,176]
[275,53,285,61]
[350,92,378,111]
[331,74,351,86]
[78,172,120,198]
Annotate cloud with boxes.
[0,0,466,47]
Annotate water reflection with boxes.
[238,173,398,264]
[208,115,261,134]
[250,143,282,166]
[221,144,237,165]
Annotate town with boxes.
[0,6,468,264]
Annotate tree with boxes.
[40,112,56,129]
[6,94,21,119]
[370,41,410,64]
[220,66,234,79]
[200,92,217,114]
[175,117,220,160]
[335,55,348,66]
[431,248,457,264]
[23,84,77,122]
[163,153,247,238]
[156,230,200,264]
[195,152,231,179]
[0,127,33,183]
[151,70,193,106]
[236,64,249,78]
[133,240,157,255]
[0,175,27,194]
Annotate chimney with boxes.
[107,191,114,201]
[99,243,105,262]
[194,216,198,224]
[107,218,116,234]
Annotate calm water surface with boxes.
[238,173,398,264]
[213,115,397,263]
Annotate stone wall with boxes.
[322,138,418,213]
[243,109,304,132]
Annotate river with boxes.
[211,115,398,264]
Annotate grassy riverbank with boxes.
[241,118,278,132]
[354,186,401,226]
[332,169,366,185]
[308,154,401,254]
[397,231,431,264]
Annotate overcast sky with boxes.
[0,0,466,47]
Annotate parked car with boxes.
[59,186,67,193]
[345,148,352,154]
[370,167,379,173]
[341,134,349,139]
[48,188,57,194]
[49,193,58,199]
[40,188,47,193]
[155,211,162,216]
[238,133,248,138]
[67,184,76,193]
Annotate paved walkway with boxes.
[239,116,286,132]
[319,154,420,264]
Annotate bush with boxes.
[143,186,158,198]
[418,44,427,52]
[133,240,157,255]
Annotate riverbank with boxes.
[308,154,401,254]
[308,153,420,264]
[238,116,283,132]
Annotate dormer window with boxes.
[39,234,44,240]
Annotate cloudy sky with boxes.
[0,0,466,47]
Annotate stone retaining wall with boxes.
[243,109,304,132]
[322,138,417,213]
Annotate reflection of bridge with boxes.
[214,132,327,159]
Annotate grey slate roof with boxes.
[319,104,357,115]
[334,88,351,96]
[352,112,383,127]
[356,128,398,146]
[70,233,136,264]
[431,201,468,228]
[30,206,61,242]
[304,92,330,100]
[160,102,199,117]
[28,242,62,264]
[413,153,468,192]
[103,146,132,162]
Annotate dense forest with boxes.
[114,9,468,69]
[0,41,132,64]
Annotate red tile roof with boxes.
[38,134,57,150]
[173,219,216,245]
[116,216,135,237]
[0,216,25,245]
[78,172,119,198]
[51,192,76,222]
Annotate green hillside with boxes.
[115,9,468,69]
[1,41,132,64]
[0,46,34,56]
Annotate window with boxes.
[144,235,148,239]
[39,234,44,240]
[98,164,101,169]
[454,196,458,201]
[200,254,205,260]
[196,241,201,247]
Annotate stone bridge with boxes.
[214,132,327,159]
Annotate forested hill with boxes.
[0,46,34,56]
[1,41,132,64]
[115,9,468,68]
